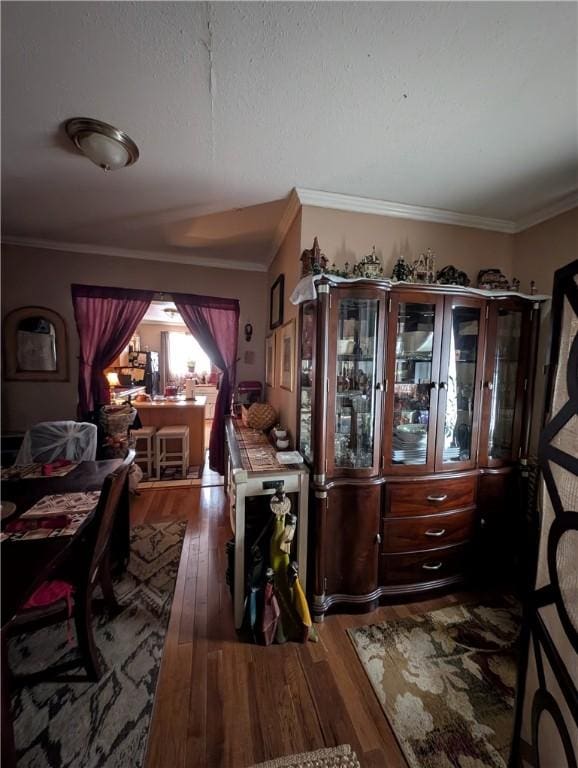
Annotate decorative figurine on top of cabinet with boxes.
[436,264,471,287]
[391,255,412,282]
[510,277,520,292]
[352,246,383,279]
[425,248,436,283]
[530,280,537,295]
[411,252,429,283]
[477,268,510,290]
[300,237,328,277]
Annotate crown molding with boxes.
[267,188,301,266]
[1,236,268,272]
[295,188,517,233]
[511,191,578,233]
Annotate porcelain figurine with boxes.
[300,236,328,277]
[391,256,412,282]
[411,252,429,283]
[436,264,471,287]
[352,246,383,279]
[477,268,510,290]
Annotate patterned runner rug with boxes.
[8,520,187,768]
[348,599,521,768]
[250,744,360,768]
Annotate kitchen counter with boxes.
[135,396,207,409]
[135,397,207,467]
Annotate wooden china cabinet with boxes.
[296,276,543,620]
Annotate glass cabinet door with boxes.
[298,301,316,463]
[332,294,382,473]
[481,303,527,465]
[388,297,442,469]
[436,299,484,469]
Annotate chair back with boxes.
[15,421,97,465]
[86,450,134,586]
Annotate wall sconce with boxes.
[244,323,253,342]
[106,371,120,388]
[65,117,139,171]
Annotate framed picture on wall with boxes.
[265,334,276,388]
[270,274,284,329]
[280,319,295,392]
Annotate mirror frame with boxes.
[3,306,69,381]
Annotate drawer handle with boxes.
[427,494,448,503]
[375,533,382,544]
[422,561,443,571]
[425,528,446,537]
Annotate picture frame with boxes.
[269,274,284,330]
[279,319,295,392]
[265,334,276,388]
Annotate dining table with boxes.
[0,457,127,768]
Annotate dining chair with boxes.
[7,451,135,682]
[14,421,98,465]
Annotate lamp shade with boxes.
[106,371,121,388]
[78,132,130,171]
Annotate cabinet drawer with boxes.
[380,544,469,586]
[387,475,476,517]
[382,507,476,553]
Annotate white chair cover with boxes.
[15,421,98,465]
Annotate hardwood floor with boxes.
[133,486,477,768]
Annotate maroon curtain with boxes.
[71,284,154,416]
[173,292,239,474]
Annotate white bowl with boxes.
[276,439,290,449]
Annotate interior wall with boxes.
[1,244,267,432]
[512,206,578,454]
[300,205,517,286]
[265,211,302,441]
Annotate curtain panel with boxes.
[71,284,154,416]
[173,292,240,474]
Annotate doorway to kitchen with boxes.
[105,301,221,487]
[71,284,240,487]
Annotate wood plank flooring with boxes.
[133,486,478,768]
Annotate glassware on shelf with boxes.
[333,297,379,470]
[299,302,316,463]
[391,302,436,465]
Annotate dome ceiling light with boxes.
[64,117,139,171]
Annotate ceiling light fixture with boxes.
[163,307,179,320]
[64,117,139,171]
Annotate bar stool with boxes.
[156,425,190,480]
[131,426,157,479]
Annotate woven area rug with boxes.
[8,520,187,768]
[349,599,521,768]
[250,744,360,768]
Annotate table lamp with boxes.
[106,371,120,389]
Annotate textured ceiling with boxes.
[1,1,577,268]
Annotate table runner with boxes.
[1,491,100,541]
[1,462,79,481]
[233,422,284,472]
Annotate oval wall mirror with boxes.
[3,306,69,381]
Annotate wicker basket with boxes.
[242,402,277,431]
